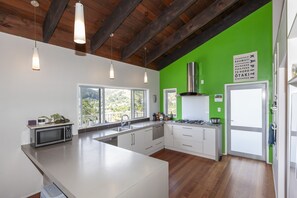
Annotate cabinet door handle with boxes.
[131,134,133,146]
[171,126,173,135]
[203,130,205,140]
[133,134,135,145]
[156,142,162,145]
[182,134,192,137]
[182,144,192,147]
[145,146,153,150]
[182,127,192,130]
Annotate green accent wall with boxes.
[160,3,273,162]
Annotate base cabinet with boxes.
[164,124,221,161]
[203,128,216,156]
[164,124,174,147]
[118,126,164,155]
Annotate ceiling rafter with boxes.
[146,0,240,65]
[121,0,197,60]
[156,0,271,70]
[43,0,70,43]
[90,0,143,53]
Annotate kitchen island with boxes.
[22,122,168,198]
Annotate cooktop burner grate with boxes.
[174,119,205,125]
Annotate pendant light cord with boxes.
[110,33,113,64]
[144,47,147,70]
[34,5,36,47]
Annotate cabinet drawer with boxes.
[174,139,203,153]
[173,126,203,142]
[154,137,164,148]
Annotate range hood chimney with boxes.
[179,62,205,96]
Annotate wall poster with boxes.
[233,51,258,82]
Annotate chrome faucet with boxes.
[121,114,130,128]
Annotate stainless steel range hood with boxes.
[179,62,205,96]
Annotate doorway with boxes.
[226,82,268,161]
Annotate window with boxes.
[164,88,177,117]
[78,85,148,128]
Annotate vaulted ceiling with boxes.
[0,0,270,70]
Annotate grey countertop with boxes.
[21,121,167,198]
[21,120,220,198]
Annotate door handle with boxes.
[131,134,133,146]
[182,134,192,137]
[203,131,205,140]
[182,127,192,130]
[145,146,153,150]
[182,144,192,147]
[133,133,135,145]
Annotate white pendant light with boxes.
[32,43,40,71]
[144,47,148,84]
[109,33,115,79]
[74,1,86,44]
[31,0,40,71]
[144,70,148,84]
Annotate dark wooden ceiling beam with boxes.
[156,0,271,70]
[90,0,143,53]
[43,0,69,43]
[146,0,239,65]
[121,0,197,60]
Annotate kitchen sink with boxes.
[112,125,141,132]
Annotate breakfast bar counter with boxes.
[21,126,168,198]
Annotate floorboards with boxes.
[151,149,275,198]
[29,149,275,198]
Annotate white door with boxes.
[226,83,267,161]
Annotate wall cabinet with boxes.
[164,123,221,161]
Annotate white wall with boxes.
[0,32,160,198]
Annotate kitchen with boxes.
[0,0,295,198]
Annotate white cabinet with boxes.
[118,132,133,150]
[142,128,154,155]
[118,127,155,155]
[203,128,216,157]
[164,124,174,147]
[164,123,221,161]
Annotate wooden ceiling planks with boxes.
[0,0,271,70]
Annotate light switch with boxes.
[217,107,221,112]
[201,80,204,84]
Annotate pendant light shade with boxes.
[110,62,115,79]
[144,47,148,84]
[144,70,148,84]
[74,2,86,44]
[32,44,40,71]
[31,0,40,71]
[109,33,115,79]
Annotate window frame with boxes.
[78,84,149,128]
[163,88,177,117]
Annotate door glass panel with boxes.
[291,93,297,131]
[230,88,262,128]
[291,136,297,164]
[231,129,262,156]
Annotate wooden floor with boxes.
[151,149,275,198]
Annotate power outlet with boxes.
[217,107,221,112]
[201,80,204,84]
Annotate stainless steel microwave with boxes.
[30,124,73,147]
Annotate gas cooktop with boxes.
[174,119,206,125]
